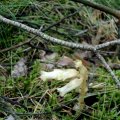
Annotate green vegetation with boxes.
[0,0,120,119]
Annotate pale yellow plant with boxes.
[40,59,88,110]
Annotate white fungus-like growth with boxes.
[40,69,79,81]
[57,78,83,96]
[40,59,88,110]
[40,60,87,96]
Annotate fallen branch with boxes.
[0,15,120,88]
[1,15,120,51]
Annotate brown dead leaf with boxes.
[57,56,74,67]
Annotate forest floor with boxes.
[0,0,120,120]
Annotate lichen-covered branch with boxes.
[96,39,120,50]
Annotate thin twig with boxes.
[42,7,83,32]
[95,52,120,88]
[0,40,30,53]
